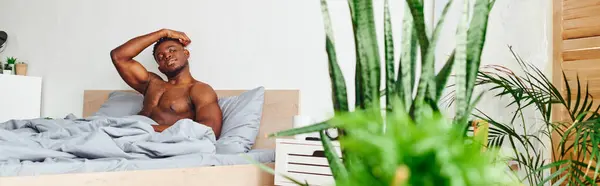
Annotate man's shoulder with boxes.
[148,72,163,81]
[190,82,217,98]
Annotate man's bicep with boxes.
[113,59,152,93]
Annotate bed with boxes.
[0,88,298,186]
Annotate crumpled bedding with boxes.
[0,115,274,176]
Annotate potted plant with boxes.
[15,61,27,76]
[467,47,600,185]
[248,0,522,185]
[5,57,16,75]
[2,63,12,75]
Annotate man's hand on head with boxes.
[160,29,191,46]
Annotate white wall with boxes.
[0,0,336,120]
[0,0,550,126]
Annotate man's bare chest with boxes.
[142,83,194,114]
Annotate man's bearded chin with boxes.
[161,62,188,78]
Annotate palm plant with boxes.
[247,0,524,185]
[463,46,600,185]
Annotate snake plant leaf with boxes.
[413,0,454,118]
[268,122,332,137]
[319,130,349,182]
[403,0,430,120]
[384,0,395,112]
[453,0,469,127]
[321,0,349,113]
[349,0,381,111]
[435,51,456,101]
[465,0,492,103]
[405,0,429,58]
[396,4,418,111]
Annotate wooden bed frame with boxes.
[0,89,298,186]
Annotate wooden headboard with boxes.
[82,89,298,150]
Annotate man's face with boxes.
[154,40,190,76]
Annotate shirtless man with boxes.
[110,29,223,138]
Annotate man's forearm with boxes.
[152,125,170,132]
[111,29,166,61]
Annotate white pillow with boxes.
[216,86,265,154]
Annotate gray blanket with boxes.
[0,115,217,161]
[0,115,273,176]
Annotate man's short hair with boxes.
[152,37,184,57]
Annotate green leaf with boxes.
[573,75,582,121]
[435,51,456,101]
[321,0,349,113]
[384,0,395,112]
[537,162,569,186]
[269,122,332,137]
[453,0,469,126]
[319,130,349,182]
[551,172,569,186]
[349,0,381,110]
[405,0,429,58]
[592,136,600,181]
[465,0,492,103]
[396,4,418,111]
[413,0,453,113]
[564,72,574,121]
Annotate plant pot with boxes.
[3,64,13,75]
[15,63,27,76]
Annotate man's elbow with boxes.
[202,120,222,138]
[110,49,127,62]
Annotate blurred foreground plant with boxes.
[249,0,522,185]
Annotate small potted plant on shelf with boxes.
[5,57,16,75]
[3,63,13,75]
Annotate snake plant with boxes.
[257,0,521,185]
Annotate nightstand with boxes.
[274,138,341,186]
[0,74,42,123]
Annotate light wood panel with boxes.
[563,48,600,61]
[563,59,600,69]
[0,163,276,186]
[564,25,600,40]
[564,0,600,11]
[564,36,600,51]
[83,89,298,150]
[554,0,600,183]
[564,5,600,20]
[564,15,600,30]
